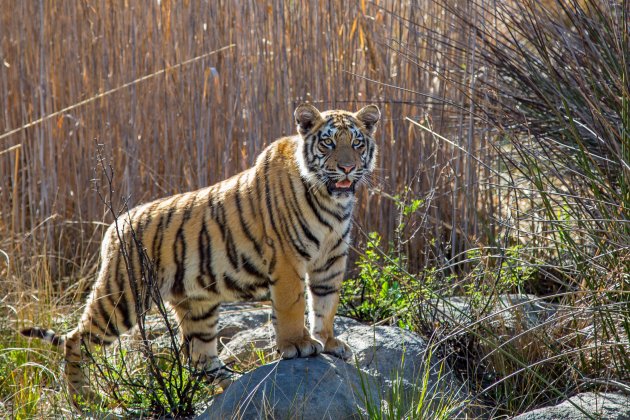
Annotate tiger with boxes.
[21,103,380,402]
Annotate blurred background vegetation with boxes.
[0,0,628,417]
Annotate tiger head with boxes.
[294,103,380,198]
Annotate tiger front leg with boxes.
[270,262,323,359]
[307,257,352,360]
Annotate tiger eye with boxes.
[321,138,334,148]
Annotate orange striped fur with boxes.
[21,103,380,402]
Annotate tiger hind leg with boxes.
[173,300,235,386]
[65,289,139,404]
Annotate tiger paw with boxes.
[277,336,323,359]
[323,337,352,360]
[195,357,240,389]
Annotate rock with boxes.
[220,322,275,364]
[206,316,474,419]
[120,306,477,418]
[201,355,375,420]
[339,319,455,390]
[216,303,272,343]
[512,392,630,420]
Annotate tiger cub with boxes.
[21,103,380,401]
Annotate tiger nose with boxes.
[338,163,356,174]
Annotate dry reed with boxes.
[0,0,489,284]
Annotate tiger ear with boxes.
[294,103,322,136]
[355,104,381,135]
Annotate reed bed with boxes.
[0,0,488,281]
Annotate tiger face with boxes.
[294,103,380,197]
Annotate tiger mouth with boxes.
[327,179,356,194]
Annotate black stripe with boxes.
[274,181,311,260]
[172,226,186,296]
[115,291,133,331]
[106,277,133,331]
[119,245,140,323]
[280,211,312,259]
[312,270,344,284]
[312,252,347,273]
[235,177,264,257]
[127,220,142,290]
[242,255,270,285]
[277,177,311,256]
[185,332,217,343]
[254,166,275,270]
[268,246,277,274]
[190,303,220,322]
[284,177,320,247]
[368,142,375,164]
[309,284,339,297]
[165,205,177,229]
[339,200,354,220]
[91,298,120,337]
[310,187,345,222]
[197,219,209,289]
[86,333,114,346]
[172,198,196,296]
[151,214,165,274]
[300,176,333,230]
[263,154,284,245]
[214,201,227,241]
[223,274,255,299]
[331,224,352,251]
[197,218,218,293]
[248,180,261,227]
[97,298,120,337]
[225,228,239,270]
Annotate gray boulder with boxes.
[512,392,630,420]
[203,355,374,420]
[203,316,474,419]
